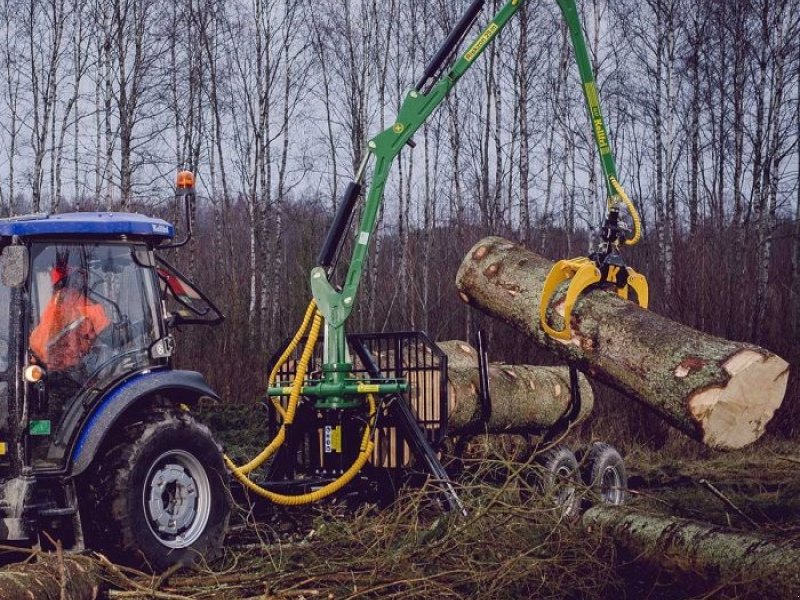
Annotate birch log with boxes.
[0,553,105,599]
[456,237,789,449]
[437,340,594,434]
[584,506,800,597]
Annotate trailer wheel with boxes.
[582,442,627,506]
[84,407,230,570]
[532,445,581,519]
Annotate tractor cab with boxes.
[0,207,229,567]
[0,214,171,470]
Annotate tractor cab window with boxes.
[27,243,162,462]
[156,258,223,326]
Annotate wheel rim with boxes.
[553,464,577,512]
[143,450,211,549]
[600,465,623,505]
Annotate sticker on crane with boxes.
[324,425,342,453]
[584,82,611,156]
[358,232,370,245]
[465,23,499,62]
[0,442,6,455]
[29,420,51,436]
[357,383,381,394]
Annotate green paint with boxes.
[29,420,51,436]
[556,0,621,203]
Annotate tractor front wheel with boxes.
[85,407,230,570]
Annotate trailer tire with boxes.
[522,445,581,519]
[83,407,230,570]
[582,442,627,506]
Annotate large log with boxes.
[456,237,789,449]
[437,340,594,434]
[583,506,800,597]
[0,553,105,599]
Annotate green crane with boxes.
[229,0,648,506]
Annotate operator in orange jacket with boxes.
[29,264,110,372]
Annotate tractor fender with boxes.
[69,369,220,477]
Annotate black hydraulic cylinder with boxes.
[317,181,362,269]
[415,0,485,91]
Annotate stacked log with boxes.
[437,340,594,434]
[456,237,790,449]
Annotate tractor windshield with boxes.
[27,242,162,463]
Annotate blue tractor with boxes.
[0,174,230,569]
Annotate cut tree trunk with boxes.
[456,237,789,449]
[583,506,800,597]
[437,340,594,434]
[0,553,105,599]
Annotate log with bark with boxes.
[436,340,594,434]
[456,237,789,449]
[0,552,105,599]
[583,506,800,597]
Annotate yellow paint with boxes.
[585,82,611,155]
[606,265,620,283]
[465,23,499,62]
[331,425,342,453]
[0,442,6,456]
[357,383,381,394]
[392,122,405,134]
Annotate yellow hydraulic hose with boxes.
[226,394,377,506]
[609,176,642,247]
[268,300,318,420]
[226,300,321,476]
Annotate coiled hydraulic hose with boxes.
[609,176,642,247]
[226,394,377,506]
[268,300,318,421]
[224,298,377,505]
[225,300,320,476]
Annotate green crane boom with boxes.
[284,0,630,409]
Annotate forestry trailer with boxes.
[0,0,643,569]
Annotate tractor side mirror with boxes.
[0,244,28,288]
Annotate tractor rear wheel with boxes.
[84,407,230,570]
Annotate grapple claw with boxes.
[626,270,649,309]
[540,259,601,341]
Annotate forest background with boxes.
[0,0,798,449]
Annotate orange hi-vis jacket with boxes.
[29,289,111,371]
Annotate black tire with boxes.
[83,407,230,570]
[582,442,627,506]
[533,445,582,519]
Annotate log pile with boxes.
[456,237,790,450]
